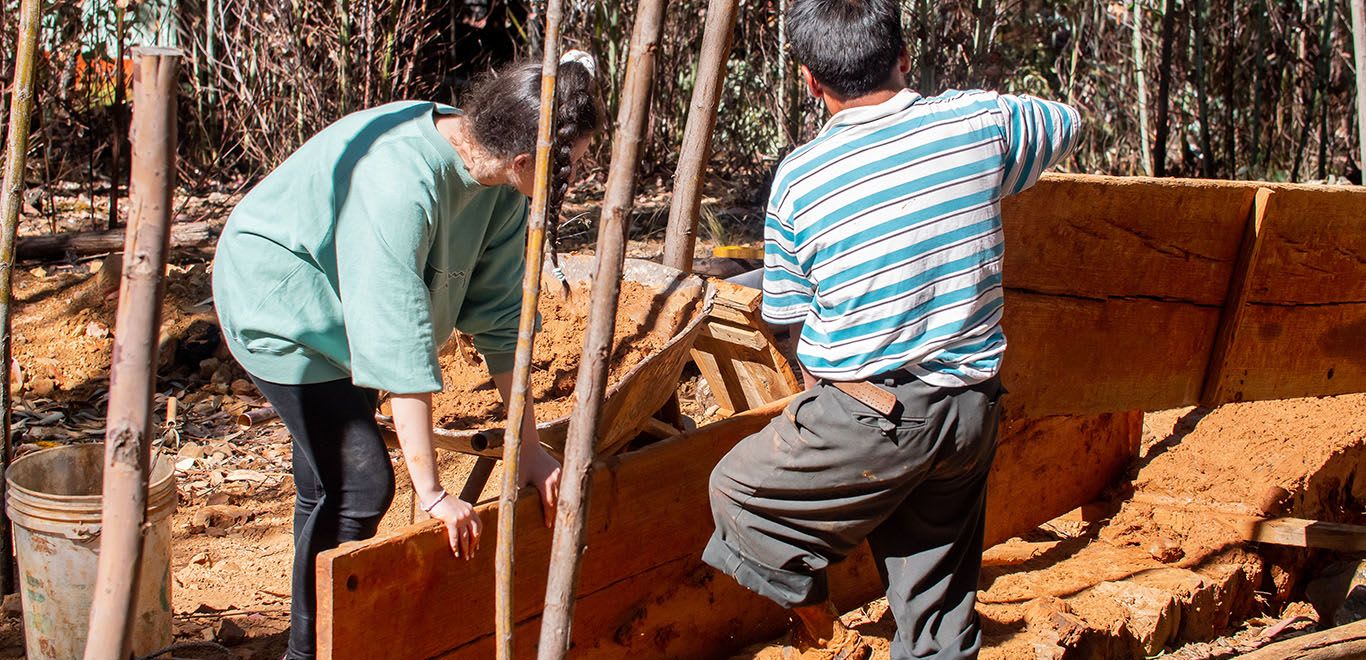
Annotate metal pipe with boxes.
[495,0,565,657]
[535,1,669,657]
[83,47,181,660]
[662,0,738,273]
[0,0,44,597]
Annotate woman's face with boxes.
[508,136,592,198]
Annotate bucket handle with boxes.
[64,523,101,543]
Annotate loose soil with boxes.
[429,279,682,429]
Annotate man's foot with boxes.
[786,603,872,660]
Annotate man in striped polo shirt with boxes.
[703,1,1080,658]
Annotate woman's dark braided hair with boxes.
[466,59,605,275]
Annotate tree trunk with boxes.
[1154,0,1179,176]
[1251,0,1269,176]
[1292,0,1337,182]
[0,0,44,598]
[1222,0,1237,177]
[82,47,180,660]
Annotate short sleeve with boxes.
[997,94,1082,196]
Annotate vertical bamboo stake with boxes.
[83,47,180,660]
[1154,0,1177,177]
[1292,0,1336,182]
[662,0,738,273]
[1133,0,1153,176]
[1191,0,1215,178]
[535,1,668,657]
[110,4,127,230]
[0,0,44,598]
[1353,0,1366,175]
[494,0,564,656]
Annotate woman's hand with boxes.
[428,494,482,559]
[521,436,562,528]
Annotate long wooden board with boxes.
[319,401,1140,658]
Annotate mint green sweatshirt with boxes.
[212,101,529,394]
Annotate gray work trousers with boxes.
[703,372,1003,660]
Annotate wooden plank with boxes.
[319,400,1140,659]
[702,320,768,350]
[1238,517,1366,552]
[998,290,1221,417]
[1202,188,1275,405]
[1003,175,1256,304]
[1245,183,1366,305]
[1234,618,1366,660]
[1210,302,1366,403]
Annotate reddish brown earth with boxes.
[428,279,677,429]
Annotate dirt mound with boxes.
[429,280,682,429]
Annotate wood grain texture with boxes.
[319,402,1139,659]
[1211,302,1366,403]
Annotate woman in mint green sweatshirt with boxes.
[212,56,603,659]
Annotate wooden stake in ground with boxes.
[0,0,44,597]
[1351,0,1366,175]
[83,47,180,660]
[494,0,564,657]
[663,0,739,273]
[535,1,668,658]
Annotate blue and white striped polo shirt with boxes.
[762,89,1081,385]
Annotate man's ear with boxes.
[897,47,911,74]
[801,65,823,99]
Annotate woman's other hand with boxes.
[521,437,561,528]
[429,495,482,559]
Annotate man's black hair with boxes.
[786,0,904,99]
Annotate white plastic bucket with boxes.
[6,443,175,659]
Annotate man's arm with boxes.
[997,94,1083,196]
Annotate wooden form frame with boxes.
[318,174,1366,658]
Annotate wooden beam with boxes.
[1202,188,1274,406]
[16,220,220,261]
[318,401,1140,659]
[1234,618,1366,659]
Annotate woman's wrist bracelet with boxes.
[422,489,449,513]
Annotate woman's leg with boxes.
[250,376,396,660]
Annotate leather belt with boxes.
[829,381,898,417]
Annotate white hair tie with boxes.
[560,49,596,79]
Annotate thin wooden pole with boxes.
[0,0,44,598]
[1292,0,1336,183]
[1133,0,1153,176]
[662,0,738,273]
[535,1,668,657]
[1191,0,1215,178]
[83,47,180,660]
[109,5,127,230]
[494,0,564,656]
[1354,0,1366,176]
[1153,0,1178,177]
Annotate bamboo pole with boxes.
[1354,0,1366,176]
[83,47,180,660]
[662,0,738,273]
[0,0,44,597]
[494,0,564,656]
[535,1,669,657]
[1292,0,1336,182]
[1133,0,1153,176]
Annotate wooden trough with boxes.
[319,174,1366,659]
[378,256,711,460]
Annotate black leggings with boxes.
[250,376,396,660]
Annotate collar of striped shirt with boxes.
[819,89,923,134]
